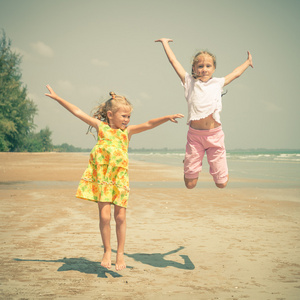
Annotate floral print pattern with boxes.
[76,122,129,208]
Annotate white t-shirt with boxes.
[182,72,225,124]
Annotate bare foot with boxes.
[101,251,112,269]
[115,252,126,271]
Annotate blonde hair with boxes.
[87,92,132,134]
[191,51,216,79]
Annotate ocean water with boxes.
[128,150,300,189]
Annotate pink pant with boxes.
[184,126,228,184]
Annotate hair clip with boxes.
[110,92,116,99]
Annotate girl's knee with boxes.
[184,177,198,189]
[100,213,111,224]
[215,177,228,189]
[114,207,126,224]
[115,214,126,225]
[98,203,111,223]
[215,182,227,189]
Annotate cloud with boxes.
[57,80,74,93]
[55,82,102,101]
[31,41,54,58]
[91,58,109,67]
[78,85,102,100]
[131,92,151,106]
[139,92,151,99]
[263,100,282,112]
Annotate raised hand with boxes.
[45,85,59,100]
[247,51,254,68]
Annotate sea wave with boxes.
[129,150,300,164]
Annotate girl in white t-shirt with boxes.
[155,38,253,189]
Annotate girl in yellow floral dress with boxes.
[45,85,183,271]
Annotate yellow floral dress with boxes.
[76,122,129,208]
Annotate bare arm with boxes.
[155,38,186,84]
[224,51,253,86]
[45,85,100,130]
[127,113,184,140]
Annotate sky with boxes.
[0,0,299,150]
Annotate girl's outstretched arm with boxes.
[155,38,186,84]
[127,113,184,140]
[45,85,100,130]
[224,51,253,86]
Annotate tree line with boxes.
[0,30,89,152]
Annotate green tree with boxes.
[25,127,53,152]
[0,30,37,151]
[39,127,53,151]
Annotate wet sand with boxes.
[0,152,300,299]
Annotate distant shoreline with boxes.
[1,148,299,154]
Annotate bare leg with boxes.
[98,202,112,269]
[184,177,198,189]
[114,205,126,271]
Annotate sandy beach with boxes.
[0,152,299,300]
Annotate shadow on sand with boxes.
[14,246,194,278]
[122,246,195,270]
[14,257,123,278]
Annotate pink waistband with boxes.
[188,125,223,136]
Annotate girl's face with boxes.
[193,54,215,82]
[108,105,132,130]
